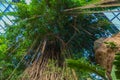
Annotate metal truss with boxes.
[0,0,16,33]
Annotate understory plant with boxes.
[113,52,120,79]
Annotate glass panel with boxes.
[104,12,115,21]
[112,9,119,15]
[0,29,5,33]
[0,3,6,12]
[0,0,16,33]
[118,14,120,19]
[7,15,15,21]
[2,16,13,25]
[0,20,5,27]
[112,18,120,30]
[25,0,31,5]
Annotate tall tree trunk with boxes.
[21,39,77,80]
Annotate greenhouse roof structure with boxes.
[0,0,120,33]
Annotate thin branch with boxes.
[66,17,78,45]
[41,39,47,54]
[71,17,81,33]
[55,35,66,46]
[66,31,76,45]
[80,27,93,36]
[6,36,39,80]
[66,10,120,14]
[63,3,120,12]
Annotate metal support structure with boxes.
[0,0,16,33]
[0,0,120,33]
[104,8,120,30]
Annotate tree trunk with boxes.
[21,39,77,80]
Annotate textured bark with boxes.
[94,32,120,80]
[21,40,77,80]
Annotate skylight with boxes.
[104,7,120,30]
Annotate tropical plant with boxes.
[0,0,115,80]
[113,52,120,79]
[66,58,106,80]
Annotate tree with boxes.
[1,0,114,80]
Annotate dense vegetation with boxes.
[114,52,120,79]
[0,0,120,80]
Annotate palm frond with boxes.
[66,59,107,79]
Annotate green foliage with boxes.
[97,19,111,29]
[71,0,99,6]
[66,58,106,80]
[0,36,13,79]
[0,0,112,79]
[4,0,110,53]
[104,42,117,49]
[113,53,120,79]
[0,36,7,63]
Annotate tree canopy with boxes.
[0,0,120,80]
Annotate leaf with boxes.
[66,59,107,79]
